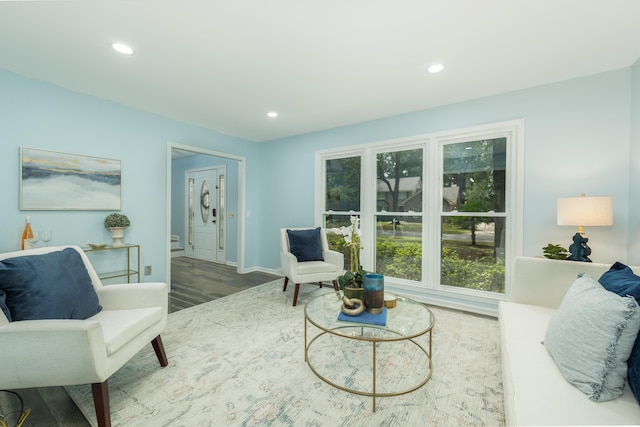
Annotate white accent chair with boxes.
[280,228,344,306]
[0,245,168,427]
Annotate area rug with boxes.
[66,280,504,426]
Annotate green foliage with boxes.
[325,157,361,211]
[337,266,367,289]
[104,213,130,228]
[542,243,569,260]
[441,247,505,293]
[330,230,505,293]
[374,240,505,292]
[376,239,422,281]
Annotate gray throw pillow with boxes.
[544,273,640,401]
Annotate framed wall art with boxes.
[20,147,122,210]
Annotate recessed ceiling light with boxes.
[427,63,445,74]
[111,42,134,55]
[267,112,278,118]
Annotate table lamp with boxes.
[557,194,613,262]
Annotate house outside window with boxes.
[315,121,523,308]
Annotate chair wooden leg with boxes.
[293,283,300,306]
[152,335,169,367]
[92,381,110,427]
[283,277,289,292]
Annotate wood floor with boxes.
[168,256,280,313]
[0,257,280,427]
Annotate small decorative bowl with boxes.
[384,293,397,309]
[87,243,107,249]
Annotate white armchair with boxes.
[0,245,168,427]
[280,228,344,306]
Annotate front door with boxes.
[185,166,227,263]
[193,168,217,261]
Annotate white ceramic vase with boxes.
[109,227,126,247]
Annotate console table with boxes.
[83,244,140,283]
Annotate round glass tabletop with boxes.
[304,292,434,341]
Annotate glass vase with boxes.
[364,273,384,314]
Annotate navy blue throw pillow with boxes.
[599,262,640,404]
[0,248,102,321]
[287,228,324,262]
[0,290,11,321]
[599,262,640,302]
[628,336,640,404]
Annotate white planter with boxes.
[109,227,126,247]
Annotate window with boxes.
[441,138,506,293]
[316,121,522,303]
[375,148,423,281]
[323,155,362,271]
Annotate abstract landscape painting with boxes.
[20,147,121,210]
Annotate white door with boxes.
[185,166,227,263]
[193,169,217,261]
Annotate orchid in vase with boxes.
[333,215,367,289]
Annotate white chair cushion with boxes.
[297,261,338,275]
[91,307,163,355]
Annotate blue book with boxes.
[337,307,388,326]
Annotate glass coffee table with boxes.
[304,292,434,411]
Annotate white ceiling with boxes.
[1,1,639,142]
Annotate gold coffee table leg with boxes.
[372,341,377,412]
[304,315,308,362]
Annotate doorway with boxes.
[165,142,246,289]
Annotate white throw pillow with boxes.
[544,273,640,401]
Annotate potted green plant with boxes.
[542,243,569,260]
[104,213,130,247]
[338,267,367,299]
[333,216,367,300]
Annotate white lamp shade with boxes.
[557,196,614,227]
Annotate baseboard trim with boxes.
[244,266,280,276]
[171,249,185,258]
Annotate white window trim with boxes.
[315,120,524,316]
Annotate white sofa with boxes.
[499,256,640,426]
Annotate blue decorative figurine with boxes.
[568,232,592,262]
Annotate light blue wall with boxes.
[171,154,239,263]
[629,58,640,264]
[0,70,262,281]
[1,66,636,283]
[258,69,633,270]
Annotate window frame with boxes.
[314,120,524,312]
